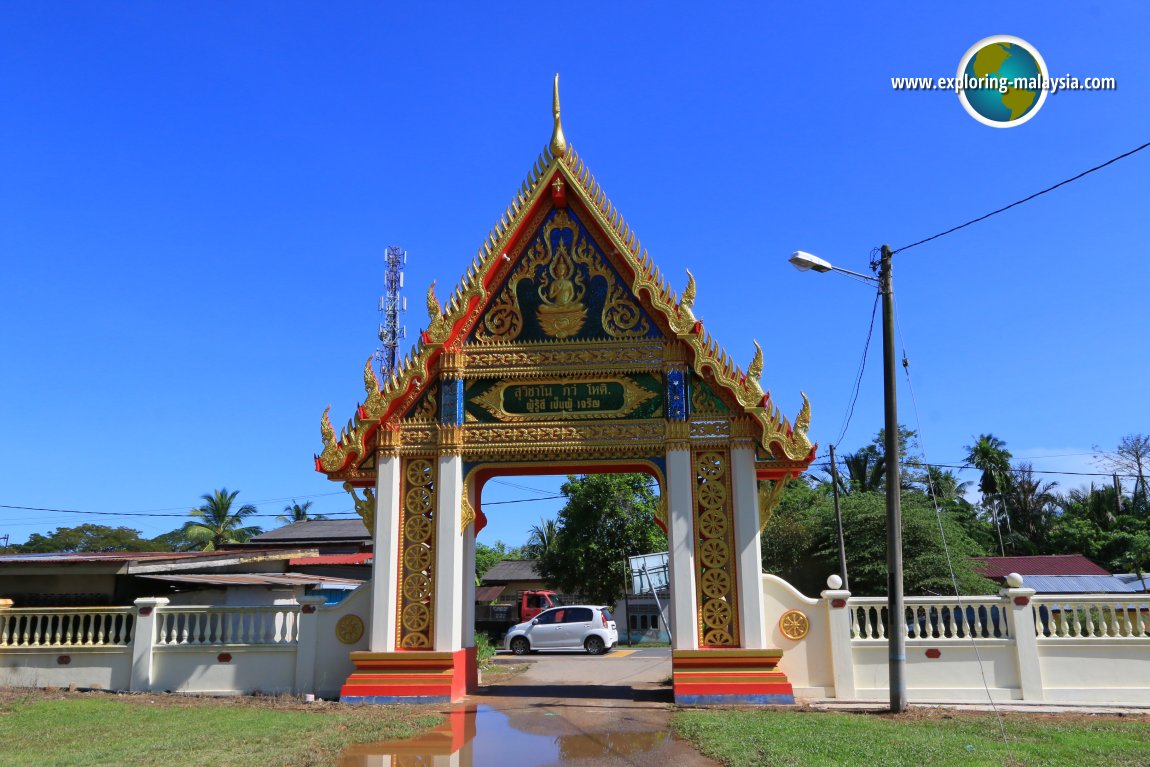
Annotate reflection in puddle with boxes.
[339,704,674,766]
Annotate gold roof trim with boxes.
[316,86,814,476]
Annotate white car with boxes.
[504,605,618,655]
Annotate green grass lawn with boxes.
[673,708,1150,767]
[0,690,441,767]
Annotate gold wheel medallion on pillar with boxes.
[696,481,727,510]
[701,569,730,598]
[403,543,432,571]
[406,459,433,486]
[404,515,432,543]
[401,633,430,649]
[402,603,431,632]
[703,628,733,646]
[403,572,433,602]
[698,509,728,538]
[702,598,731,628]
[699,538,729,569]
[405,486,434,514]
[696,452,726,480]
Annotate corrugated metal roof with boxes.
[0,549,317,567]
[247,520,370,542]
[1019,575,1148,594]
[289,553,372,566]
[139,573,364,588]
[972,555,1110,578]
[482,559,541,583]
[475,586,506,602]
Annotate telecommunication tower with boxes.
[374,246,407,378]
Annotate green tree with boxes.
[812,493,997,596]
[536,474,664,606]
[474,540,524,584]
[523,517,558,559]
[148,527,200,552]
[277,499,326,525]
[15,524,156,553]
[183,488,262,551]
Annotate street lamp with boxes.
[789,245,907,714]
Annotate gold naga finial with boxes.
[794,391,812,436]
[748,340,764,382]
[426,280,442,320]
[320,405,336,448]
[680,269,697,320]
[363,356,380,395]
[426,281,448,343]
[549,73,567,158]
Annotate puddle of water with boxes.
[339,704,676,766]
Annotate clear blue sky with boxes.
[1,4,1147,548]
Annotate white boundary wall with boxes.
[4,577,1148,704]
[0,585,370,698]
[765,575,1150,705]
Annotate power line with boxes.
[892,139,1150,255]
[922,463,1143,480]
[833,290,880,449]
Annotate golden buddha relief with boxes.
[474,208,651,343]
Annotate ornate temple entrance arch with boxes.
[315,77,816,705]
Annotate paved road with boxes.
[463,647,720,767]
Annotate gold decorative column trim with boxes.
[460,494,475,535]
[344,482,376,536]
[438,424,465,455]
[665,420,691,447]
[757,473,792,533]
[397,457,437,649]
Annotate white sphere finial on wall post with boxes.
[1005,572,1024,588]
[827,574,843,590]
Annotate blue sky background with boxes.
[1,3,1147,548]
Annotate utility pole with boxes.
[879,244,907,713]
[829,443,849,592]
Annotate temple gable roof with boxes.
[316,77,814,481]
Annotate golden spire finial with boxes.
[549,73,567,158]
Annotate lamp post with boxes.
[789,245,906,713]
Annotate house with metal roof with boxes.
[971,554,1148,594]
[0,548,363,607]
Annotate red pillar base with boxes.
[339,647,477,704]
[672,649,796,705]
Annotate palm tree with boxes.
[840,450,885,494]
[923,466,972,506]
[183,488,262,551]
[277,499,325,525]
[524,517,558,559]
[1003,463,1058,550]
[964,434,1013,555]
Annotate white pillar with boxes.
[731,446,767,649]
[434,453,465,651]
[822,586,856,700]
[1002,584,1043,700]
[369,455,402,652]
[293,595,326,695]
[666,447,699,650]
[129,597,168,692]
